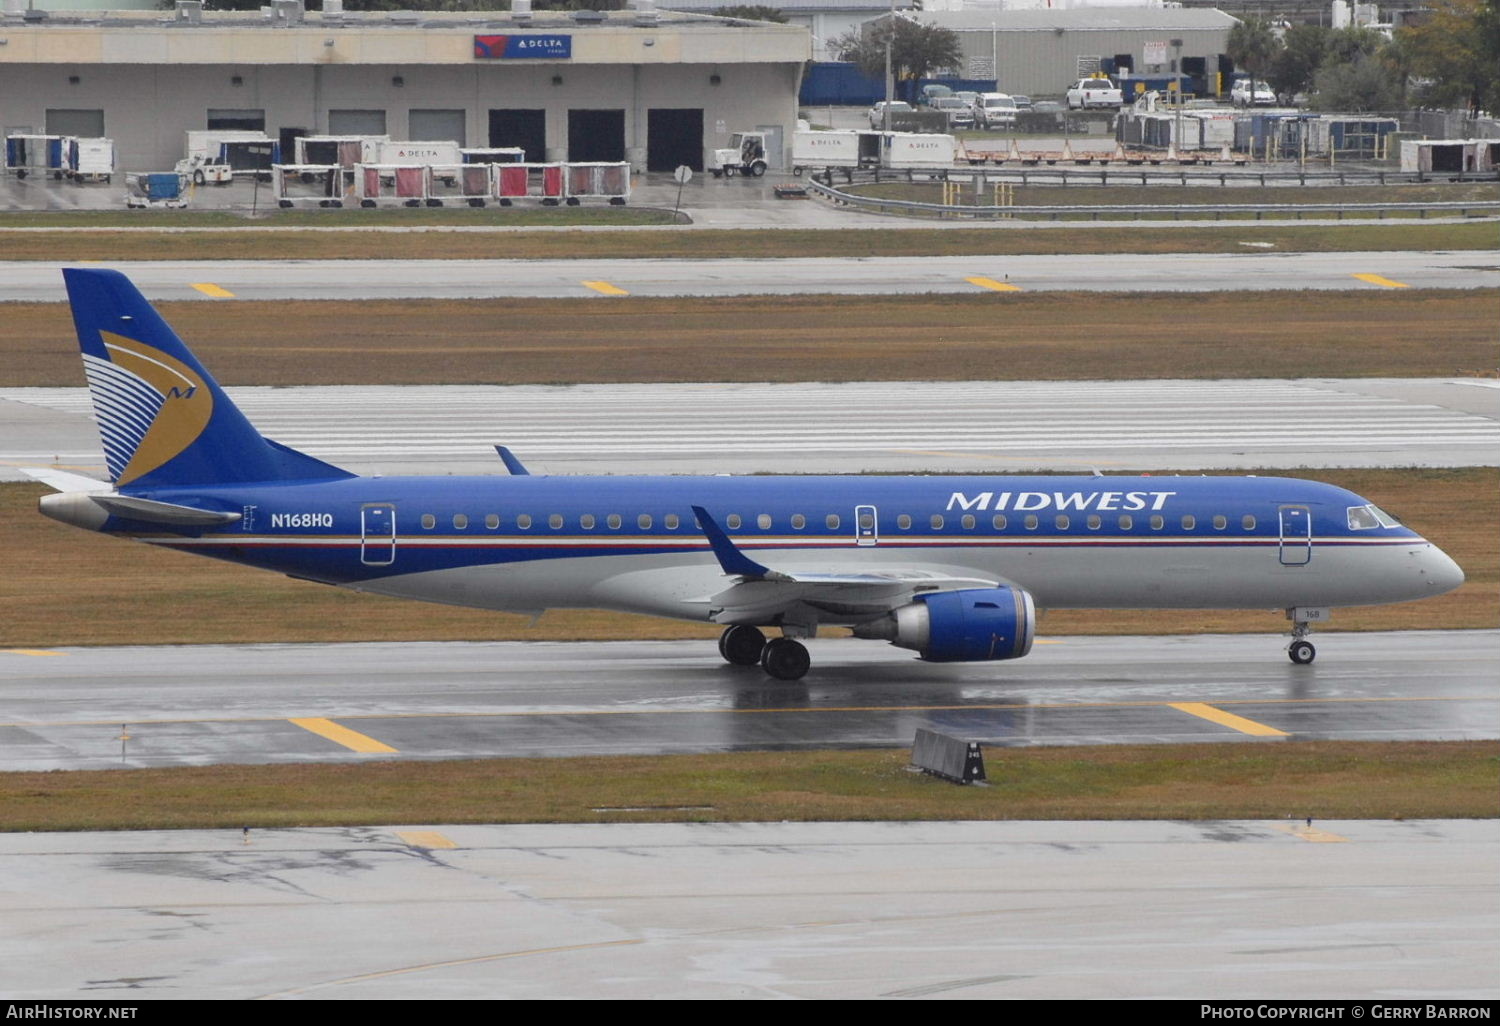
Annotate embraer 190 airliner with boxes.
[31,269,1464,680]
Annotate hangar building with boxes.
[0,0,810,173]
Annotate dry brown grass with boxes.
[2,290,1495,387]
[2,468,1492,648]
[1,741,1493,831]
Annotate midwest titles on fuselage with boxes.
[946,490,1178,513]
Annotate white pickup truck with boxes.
[1065,78,1123,109]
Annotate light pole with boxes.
[882,0,895,132]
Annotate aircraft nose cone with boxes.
[1419,544,1465,595]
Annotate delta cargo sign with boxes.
[474,35,573,59]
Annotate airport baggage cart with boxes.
[460,146,525,165]
[273,164,346,207]
[563,161,630,205]
[355,163,428,207]
[125,172,188,209]
[424,163,492,207]
[65,137,116,184]
[294,135,388,170]
[5,134,71,179]
[492,163,565,205]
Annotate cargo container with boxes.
[294,135,388,169]
[376,140,463,166]
[791,130,956,174]
[66,137,116,183]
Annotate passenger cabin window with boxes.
[607,514,621,530]
[453,514,468,530]
[792,514,807,530]
[1119,515,1133,530]
[961,514,975,530]
[1086,515,1101,530]
[992,514,1007,530]
[1242,515,1256,530]
[826,514,840,529]
[581,514,596,530]
[1150,515,1164,530]
[638,514,653,530]
[726,514,742,529]
[485,514,500,530]
[665,513,680,530]
[1213,515,1227,530]
[517,514,532,529]
[930,514,944,530]
[897,514,912,530]
[421,513,436,530]
[758,514,772,530]
[1024,514,1038,530]
[1055,515,1070,530]
[548,514,563,529]
[1181,515,1196,530]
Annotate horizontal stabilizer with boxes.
[91,494,243,526]
[18,467,111,494]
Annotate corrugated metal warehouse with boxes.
[914,8,1238,98]
[0,0,809,173]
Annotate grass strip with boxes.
[1,468,1493,647]
[1,741,1493,832]
[1,290,1494,387]
[0,221,1493,262]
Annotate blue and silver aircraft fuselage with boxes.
[32,268,1465,680]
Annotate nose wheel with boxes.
[1287,614,1317,665]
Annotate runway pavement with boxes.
[0,251,1495,301]
[2,632,1494,772]
[3,818,1496,1000]
[4,377,1497,481]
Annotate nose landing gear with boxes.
[1286,607,1328,665]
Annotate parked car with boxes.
[1230,79,1276,107]
[972,92,1019,129]
[951,90,980,109]
[918,83,953,107]
[930,96,976,129]
[1010,95,1033,111]
[868,100,913,128]
[1065,77,1123,109]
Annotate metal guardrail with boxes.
[803,177,1500,221]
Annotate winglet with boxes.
[494,445,531,476]
[691,505,778,579]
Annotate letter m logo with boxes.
[166,386,198,399]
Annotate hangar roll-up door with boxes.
[410,109,466,146]
[45,109,104,137]
[330,110,387,136]
[489,109,545,162]
[647,108,703,172]
[568,109,624,163]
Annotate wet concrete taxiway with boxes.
[1,631,1494,771]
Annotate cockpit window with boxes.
[1370,504,1401,528]
[1347,505,1381,530]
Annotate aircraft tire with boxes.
[719,625,766,666]
[1289,640,1316,665]
[761,637,810,681]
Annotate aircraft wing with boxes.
[691,505,996,625]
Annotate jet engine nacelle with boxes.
[853,586,1035,662]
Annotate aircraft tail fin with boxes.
[63,268,352,489]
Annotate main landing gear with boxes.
[717,625,811,681]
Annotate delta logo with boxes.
[474,34,573,59]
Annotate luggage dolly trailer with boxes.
[273,164,347,207]
[354,163,429,207]
[493,163,566,206]
[5,134,71,180]
[563,161,631,205]
[424,163,494,207]
[125,172,189,209]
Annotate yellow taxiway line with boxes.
[965,276,1023,292]
[1351,273,1410,289]
[1271,822,1350,843]
[582,280,629,296]
[396,831,458,850]
[1,649,65,657]
[189,282,236,298]
[290,717,399,753]
[1168,702,1289,737]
